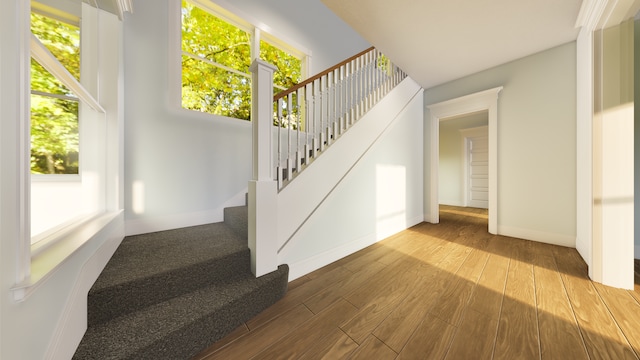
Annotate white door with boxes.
[467,135,489,209]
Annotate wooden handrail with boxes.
[273,46,375,102]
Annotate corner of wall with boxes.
[124,188,248,236]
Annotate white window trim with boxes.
[30,33,104,113]
[174,0,312,119]
[10,2,124,302]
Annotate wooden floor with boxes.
[194,205,640,360]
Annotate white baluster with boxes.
[332,69,340,141]
[296,88,302,172]
[305,82,313,163]
[338,65,345,135]
[346,60,353,127]
[286,93,293,181]
[277,98,283,187]
[326,71,333,146]
[313,79,320,158]
[319,76,326,151]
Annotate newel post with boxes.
[248,59,278,277]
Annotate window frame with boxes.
[177,0,311,120]
[8,0,125,302]
[29,11,82,175]
[29,8,106,245]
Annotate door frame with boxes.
[426,87,502,234]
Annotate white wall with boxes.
[635,18,640,259]
[215,0,371,74]
[278,80,424,279]
[425,42,577,247]
[439,112,488,206]
[123,0,370,235]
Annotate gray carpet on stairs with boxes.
[73,206,289,359]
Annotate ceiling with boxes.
[321,0,584,89]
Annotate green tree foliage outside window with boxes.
[30,12,80,174]
[260,40,301,95]
[181,1,302,121]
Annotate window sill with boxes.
[10,210,123,302]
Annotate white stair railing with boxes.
[273,47,407,190]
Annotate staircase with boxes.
[73,204,288,360]
[271,47,407,190]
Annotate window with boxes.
[180,0,305,120]
[30,11,80,174]
[29,2,112,245]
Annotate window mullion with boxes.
[30,90,78,102]
[30,33,104,113]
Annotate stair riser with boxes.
[88,249,250,326]
[223,206,248,241]
[129,269,288,360]
[73,265,289,360]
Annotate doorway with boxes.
[438,113,488,209]
[462,126,489,209]
[426,87,502,234]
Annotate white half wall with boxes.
[635,19,640,260]
[123,0,370,235]
[278,79,424,280]
[424,42,577,247]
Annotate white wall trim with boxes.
[286,232,378,281]
[44,213,124,360]
[426,87,502,233]
[283,196,423,281]
[576,27,594,274]
[497,224,576,248]
[285,214,423,281]
[11,212,122,301]
[575,0,609,29]
[125,188,248,236]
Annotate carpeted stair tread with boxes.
[223,205,248,240]
[88,222,251,325]
[92,222,246,290]
[73,265,289,360]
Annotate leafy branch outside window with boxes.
[30,12,80,174]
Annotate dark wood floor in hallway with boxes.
[194,205,640,360]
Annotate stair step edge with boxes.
[74,265,289,360]
[88,248,251,326]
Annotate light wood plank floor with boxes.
[194,205,640,360]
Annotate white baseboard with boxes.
[635,245,640,259]
[125,189,248,236]
[285,232,378,282]
[285,215,423,281]
[45,213,125,360]
[497,225,575,247]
